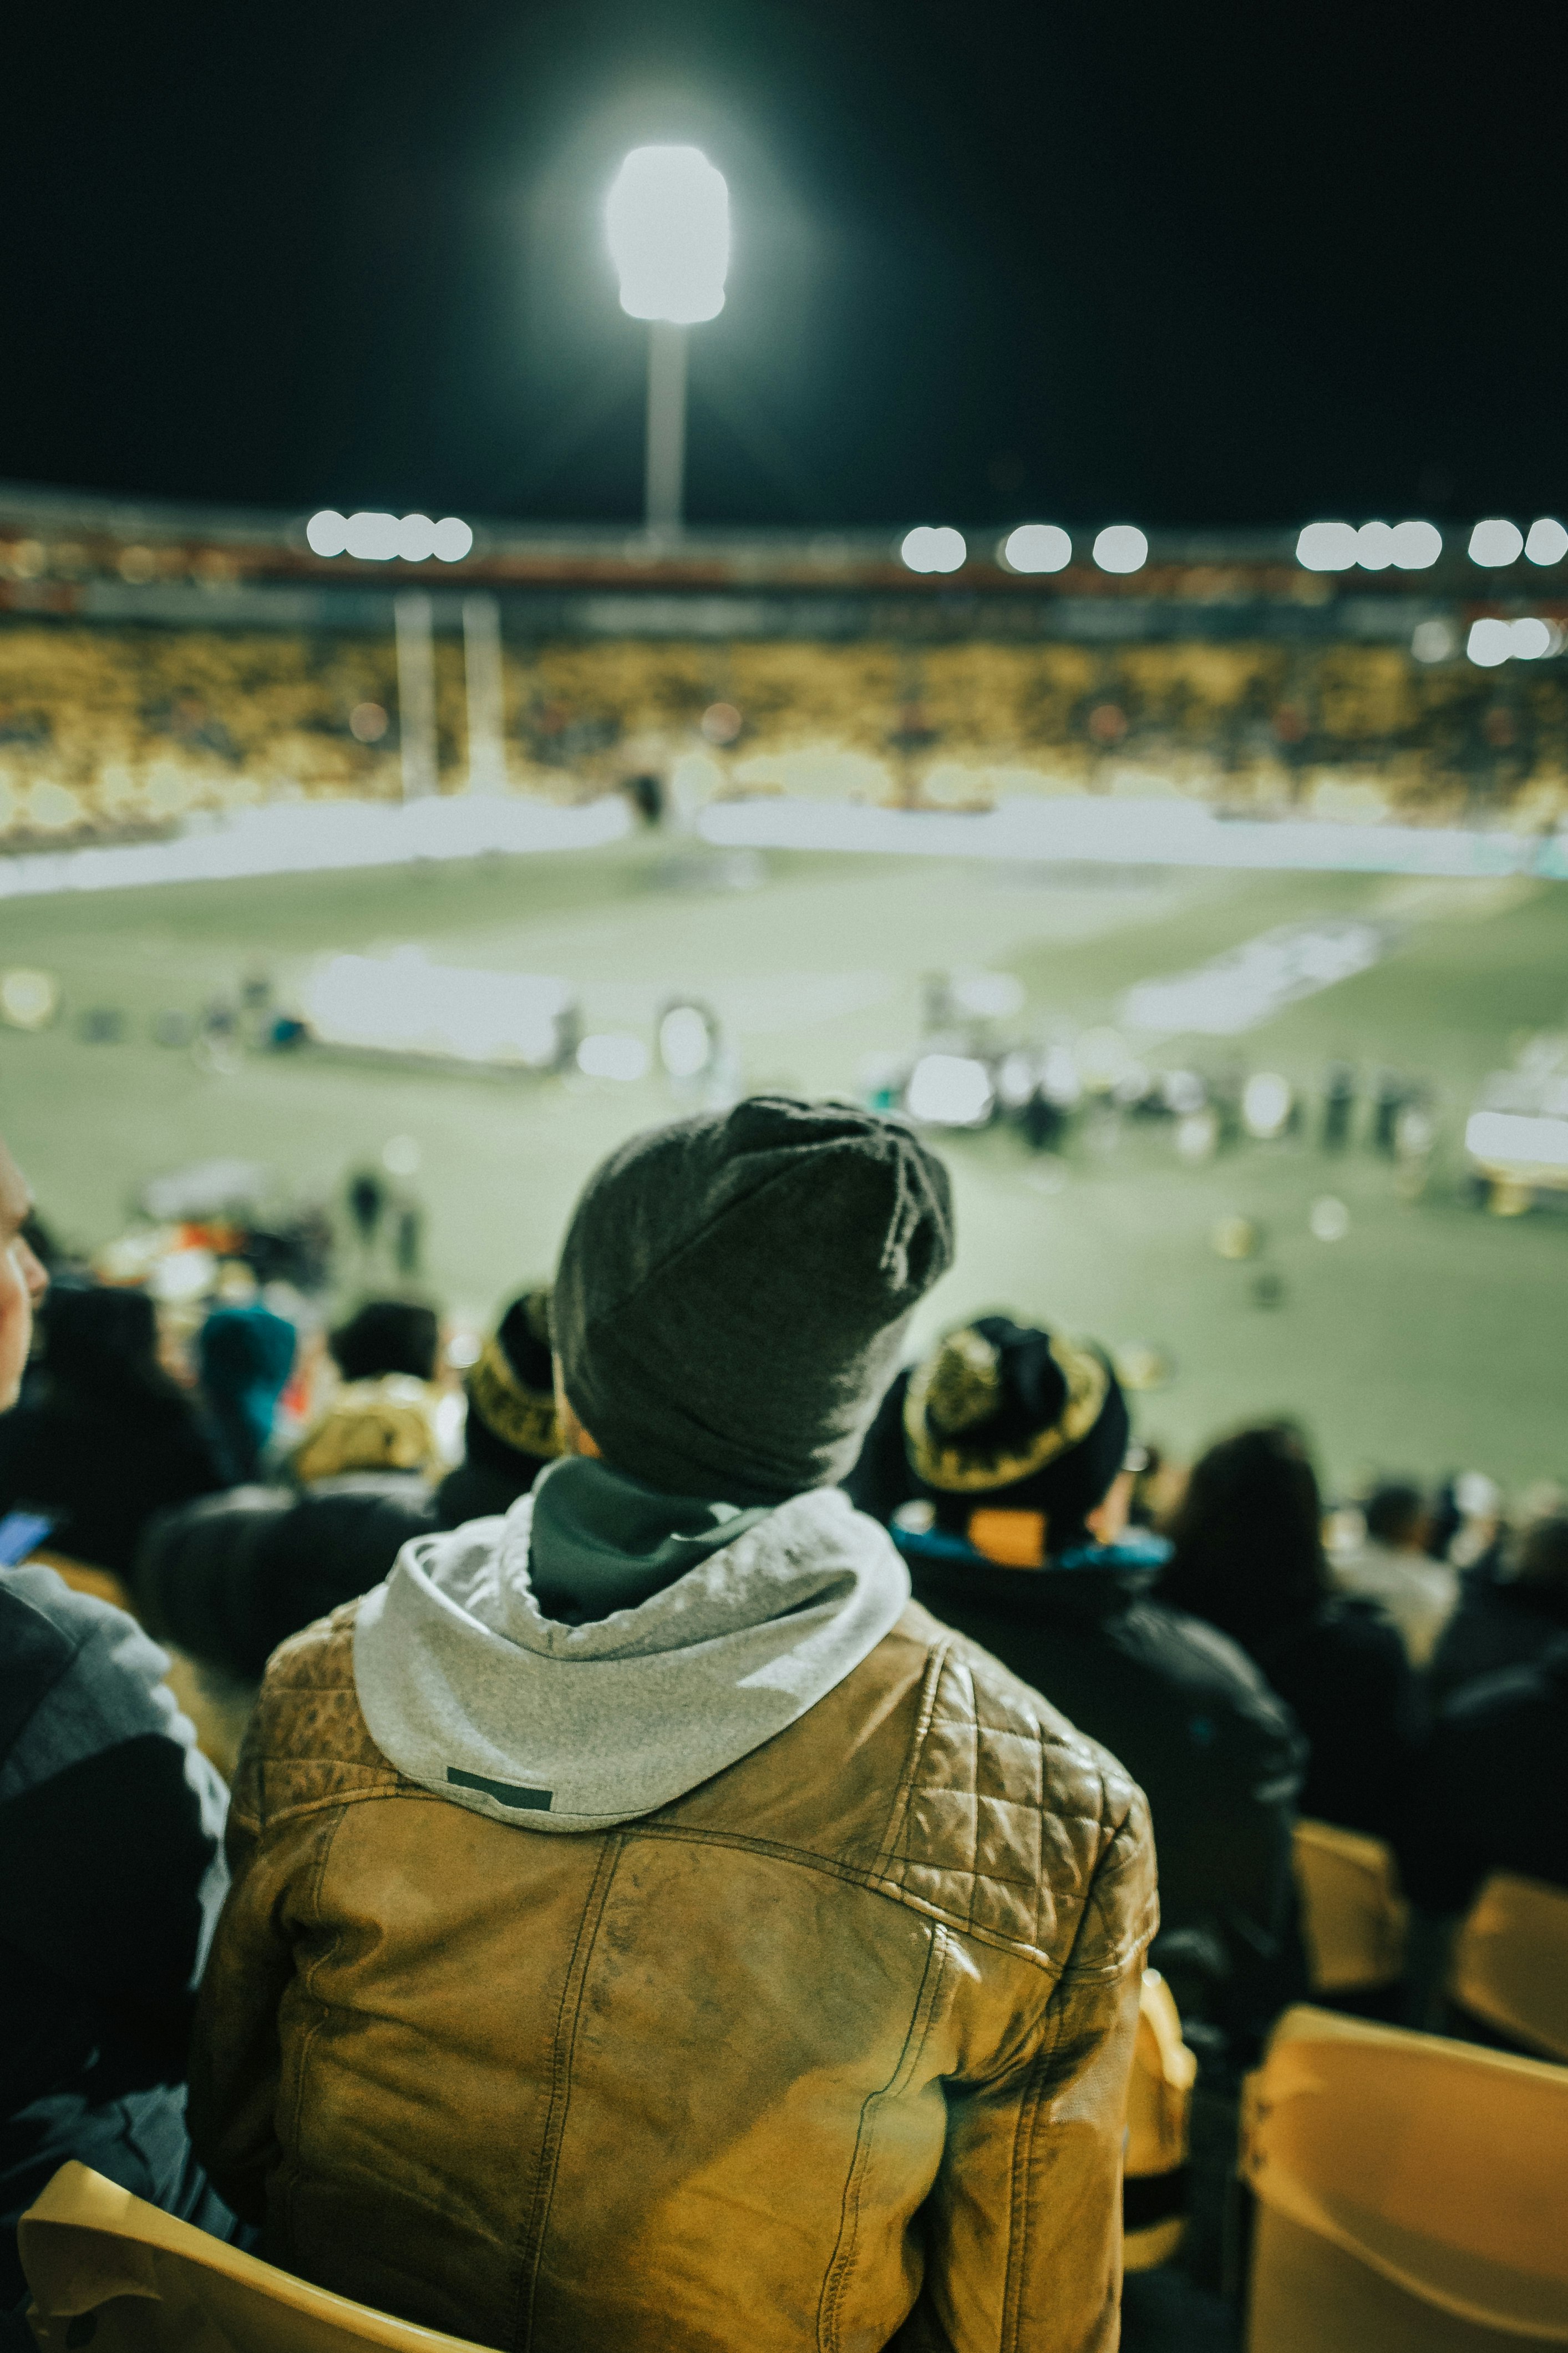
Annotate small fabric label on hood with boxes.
[447,1767,553,1811]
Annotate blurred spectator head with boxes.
[1363,1479,1429,1551]
[198,1302,297,1482]
[897,1315,1129,1563]
[1160,1420,1329,1653]
[465,1289,561,1477]
[18,1281,229,1572]
[1511,1511,1568,1601]
[0,1136,48,1410]
[329,1300,440,1386]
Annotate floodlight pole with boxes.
[644,321,688,537]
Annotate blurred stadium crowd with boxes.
[2,626,1566,848]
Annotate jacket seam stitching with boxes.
[816,1920,949,2353]
[1000,1998,1064,2351]
[277,1803,348,2261]
[510,1833,624,2353]
[626,1821,1065,1974]
[871,1636,952,1883]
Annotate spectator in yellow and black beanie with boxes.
[440,1288,562,1524]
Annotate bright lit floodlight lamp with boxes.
[607,146,730,324]
[1296,521,1357,571]
[1002,523,1072,573]
[1469,518,1524,568]
[900,526,967,574]
[1093,525,1148,574]
[1525,517,1568,567]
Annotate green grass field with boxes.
[5,838,1567,1495]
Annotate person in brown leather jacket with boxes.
[190,1099,1157,2353]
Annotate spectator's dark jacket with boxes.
[0,1565,233,2305]
[134,1440,551,1683]
[135,1475,438,1682]
[1250,1596,1419,1841]
[0,1393,228,1579]
[1428,1565,1568,1708]
[896,1524,1305,2048]
[1397,1636,1568,1916]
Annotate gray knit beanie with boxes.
[554,1096,955,1504]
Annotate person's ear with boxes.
[1084,1469,1135,1546]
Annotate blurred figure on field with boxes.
[1160,1422,1420,1839]
[849,1317,1303,2051]
[137,1292,564,1684]
[0,1135,245,2309]
[1428,1510,1568,1706]
[288,1301,443,1486]
[197,1303,297,1482]
[1330,1478,1457,1669]
[0,1283,229,1579]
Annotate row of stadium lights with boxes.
[306,511,475,563]
[905,514,1568,576]
[303,502,1562,671]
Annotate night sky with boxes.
[4,0,1563,532]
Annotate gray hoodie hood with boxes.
[352,1480,910,1832]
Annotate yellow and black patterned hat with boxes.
[903,1314,1128,1531]
[466,1288,561,1465]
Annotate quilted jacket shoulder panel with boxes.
[232,1598,399,1832]
[867,1614,1158,1978]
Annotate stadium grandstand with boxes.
[2,479,1566,869]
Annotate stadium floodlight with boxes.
[1510,617,1556,660]
[1390,519,1442,569]
[607,146,729,324]
[1525,517,1568,567]
[1354,521,1394,570]
[1001,523,1072,573]
[1296,521,1358,571]
[344,512,402,561]
[1466,617,1513,667]
[431,518,474,563]
[308,511,473,563]
[306,510,349,557]
[900,525,967,574]
[607,146,730,537]
[1093,524,1148,574]
[1469,518,1524,567]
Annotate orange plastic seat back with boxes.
[20,2163,497,2353]
[1240,2005,1568,2350]
[1291,1818,1409,1993]
[1123,1969,1197,2272]
[1450,1873,1568,2063]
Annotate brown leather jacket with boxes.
[190,1597,1156,2353]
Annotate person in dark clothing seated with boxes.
[848,1317,1304,2051]
[1160,1421,1420,1841]
[135,1290,562,1682]
[1399,1636,1568,1921]
[0,1134,242,2320]
[1428,1512,1568,1707]
[0,1566,243,2310]
[0,1283,229,1581]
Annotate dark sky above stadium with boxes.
[4,0,1562,533]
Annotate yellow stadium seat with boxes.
[19,2163,497,2353]
[1450,1873,1568,2064]
[1291,1818,1408,1994]
[1123,1967,1198,2271]
[1240,2003,1568,2350]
